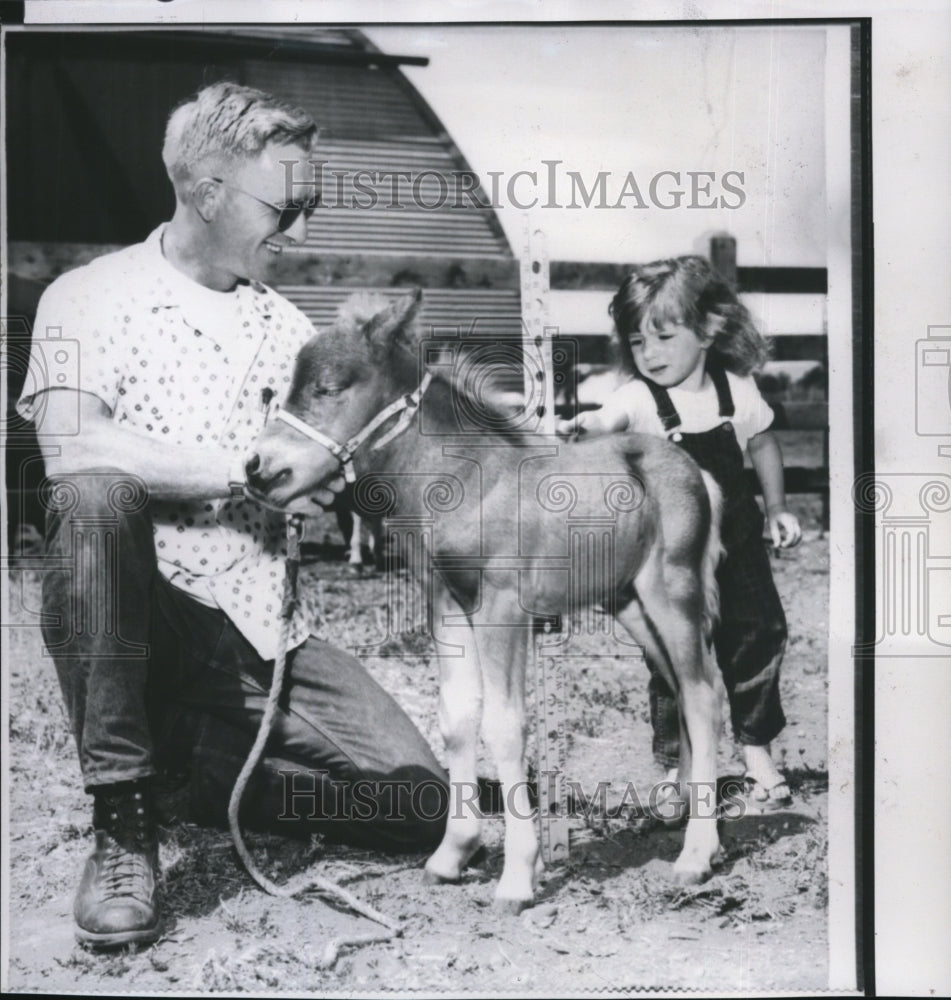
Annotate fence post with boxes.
[710,234,738,286]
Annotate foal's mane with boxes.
[439,369,540,444]
[339,293,538,444]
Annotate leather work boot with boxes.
[74,778,162,947]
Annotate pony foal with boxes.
[245,291,723,911]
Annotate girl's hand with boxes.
[556,408,626,439]
[767,508,802,549]
[556,415,586,439]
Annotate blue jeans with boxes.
[41,470,447,852]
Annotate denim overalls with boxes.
[639,362,788,766]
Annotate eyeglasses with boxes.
[211,177,321,232]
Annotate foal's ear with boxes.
[362,288,423,352]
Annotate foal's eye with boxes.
[313,384,343,398]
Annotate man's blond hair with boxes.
[162,81,318,198]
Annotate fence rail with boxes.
[6,236,829,539]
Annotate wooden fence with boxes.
[5,236,829,540]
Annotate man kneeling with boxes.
[19,82,448,948]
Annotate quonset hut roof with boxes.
[226,27,512,260]
[7,25,521,338]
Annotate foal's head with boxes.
[245,289,422,508]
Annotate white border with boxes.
[824,23,856,993]
[5,1,951,995]
[0,7,857,997]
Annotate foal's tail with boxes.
[699,470,724,640]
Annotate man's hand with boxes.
[263,472,346,515]
[308,473,347,510]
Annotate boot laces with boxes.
[95,788,155,903]
[100,840,154,903]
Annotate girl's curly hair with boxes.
[609,255,771,376]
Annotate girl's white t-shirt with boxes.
[598,371,775,452]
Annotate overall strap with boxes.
[639,375,681,432]
[708,360,736,418]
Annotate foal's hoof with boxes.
[494,896,532,916]
[673,865,712,887]
[423,867,461,886]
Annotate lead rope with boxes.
[227,514,403,969]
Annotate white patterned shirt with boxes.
[18,224,317,660]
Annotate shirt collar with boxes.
[140,224,272,335]
[144,224,269,292]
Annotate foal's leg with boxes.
[615,595,692,827]
[334,498,358,565]
[348,512,364,566]
[471,611,537,910]
[618,553,722,883]
[424,589,484,883]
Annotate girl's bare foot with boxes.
[742,744,792,811]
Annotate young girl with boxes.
[557,255,801,811]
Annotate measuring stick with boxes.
[534,630,570,864]
[519,219,570,865]
[519,219,557,434]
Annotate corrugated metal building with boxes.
[6,25,523,322]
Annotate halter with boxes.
[267,372,432,484]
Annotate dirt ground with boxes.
[4,494,829,995]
